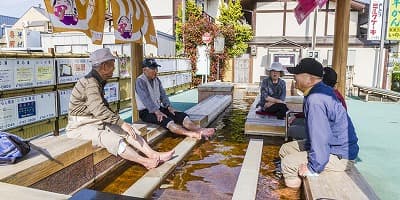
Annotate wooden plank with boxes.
[123,137,199,199]
[245,95,300,136]
[186,95,232,126]
[0,136,92,186]
[232,139,263,200]
[304,166,379,200]
[0,182,71,200]
[245,122,285,136]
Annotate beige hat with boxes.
[267,62,285,72]
[89,48,117,65]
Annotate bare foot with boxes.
[154,149,175,163]
[188,131,201,140]
[198,128,215,139]
[142,157,160,170]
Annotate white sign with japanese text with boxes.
[368,0,384,40]
[104,82,119,103]
[57,58,91,84]
[0,92,56,130]
[0,58,55,90]
[5,28,24,48]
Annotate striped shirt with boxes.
[257,77,286,108]
[68,70,124,126]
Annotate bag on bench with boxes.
[0,132,31,165]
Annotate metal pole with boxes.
[217,57,220,81]
[205,44,209,83]
[182,0,186,54]
[312,9,318,51]
[377,0,388,88]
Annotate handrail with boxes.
[285,110,303,141]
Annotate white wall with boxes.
[146,0,173,16]
[153,19,174,35]
[351,48,378,87]
[206,0,220,19]
[327,12,358,36]
[146,0,174,36]
[252,47,269,83]
[13,8,49,30]
[257,2,285,10]
[256,13,284,36]
[256,1,359,37]
[307,47,377,87]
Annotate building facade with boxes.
[240,0,394,92]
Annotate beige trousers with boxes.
[279,140,354,181]
[66,116,128,156]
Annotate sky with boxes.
[0,0,45,18]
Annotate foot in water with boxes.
[156,149,175,163]
[198,128,216,140]
[142,157,160,170]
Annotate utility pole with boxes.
[377,0,388,88]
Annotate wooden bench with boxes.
[245,95,303,137]
[303,166,379,200]
[0,122,167,196]
[354,84,400,102]
[0,136,93,194]
[123,95,232,199]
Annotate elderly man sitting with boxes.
[66,48,174,169]
[135,58,215,139]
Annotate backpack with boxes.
[0,132,31,165]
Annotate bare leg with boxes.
[119,145,159,169]
[125,134,174,162]
[182,117,215,139]
[167,122,201,139]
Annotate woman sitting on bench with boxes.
[256,62,289,120]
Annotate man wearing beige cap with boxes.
[66,48,174,169]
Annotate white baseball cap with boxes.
[89,48,117,65]
[267,62,284,72]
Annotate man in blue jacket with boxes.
[280,58,359,188]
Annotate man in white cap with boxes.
[257,62,289,119]
[66,48,174,169]
[135,58,215,139]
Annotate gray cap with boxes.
[89,48,117,65]
[267,62,285,72]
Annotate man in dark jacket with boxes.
[280,58,359,188]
